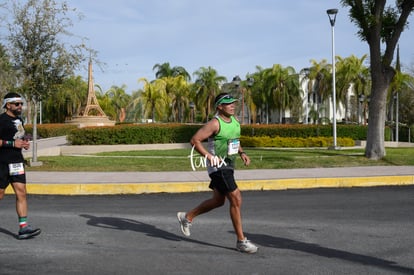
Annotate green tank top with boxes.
[207,115,240,174]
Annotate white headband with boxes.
[2,97,23,108]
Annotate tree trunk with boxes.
[341,0,414,159]
[119,108,126,122]
[365,67,394,160]
[26,96,32,124]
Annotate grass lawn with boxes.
[25,147,414,172]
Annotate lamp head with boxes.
[232,75,241,87]
[302,67,310,75]
[247,77,254,87]
[326,8,338,26]
[327,9,338,15]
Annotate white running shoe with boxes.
[236,238,258,253]
[177,212,191,236]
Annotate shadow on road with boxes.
[246,232,414,275]
[0,227,17,239]
[80,214,234,252]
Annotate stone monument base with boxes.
[66,116,116,128]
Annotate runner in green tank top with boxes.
[177,93,258,253]
[206,114,240,174]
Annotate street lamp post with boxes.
[39,100,42,124]
[30,95,43,166]
[232,76,254,125]
[394,93,399,142]
[366,96,371,125]
[358,94,365,125]
[246,77,254,124]
[232,76,242,123]
[302,68,310,124]
[189,102,195,123]
[327,8,339,149]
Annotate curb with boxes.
[6,175,413,195]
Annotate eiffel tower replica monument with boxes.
[66,59,115,128]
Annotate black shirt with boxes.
[0,112,25,164]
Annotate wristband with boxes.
[2,140,14,147]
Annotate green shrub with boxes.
[240,136,355,148]
[68,124,203,145]
[31,123,389,147]
[24,124,77,138]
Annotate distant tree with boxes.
[250,66,268,124]
[192,66,226,122]
[336,54,370,123]
[307,59,331,124]
[163,76,191,123]
[5,0,92,123]
[153,62,191,81]
[387,46,412,125]
[0,43,17,96]
[341,0,414,159]
[42,75,87,123]
[125,89,144,122]
[262,64,300,124]
[241,75,256,124]
[398,80,414,127]
[94,85,116,120]
[138,78,168,122]
[107,85,131,122]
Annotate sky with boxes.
[67,0,414,93]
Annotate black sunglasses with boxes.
[11,102,24,106]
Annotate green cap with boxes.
[214,94,238,108]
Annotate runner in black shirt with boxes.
[0,92,41,239]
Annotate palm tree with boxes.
[138,78,168,122]
[107,85,131,122]
[262,64,301,124]
[250,66,268,123]
[153,62,192,122]
[163,76,191,122]
[125,89,144,123]
[281,67,301,123]
[307,59,331,124]
[192,66,226,122]
[153,62,191,81]
[242,75,256,124]
[43,75,87,122]
[336,54,369,123]
[153,62,173,79]
[388,47,412,124]
[95,85,116,120]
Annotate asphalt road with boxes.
[1,186,414,275]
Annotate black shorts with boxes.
[0,162,26,189]
[208,169,238,195]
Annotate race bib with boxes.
[227,139,240,155]
[9,163,25,176]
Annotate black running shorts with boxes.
[0,163,26,189]
[208,169,238,195]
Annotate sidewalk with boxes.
[17,166,413,195]
[12,137,414,195]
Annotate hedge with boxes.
[23,123,393,147]
[240,136,355,148]
[241,124,370,140]
[67,124,202,145]
[24,124,78,139]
